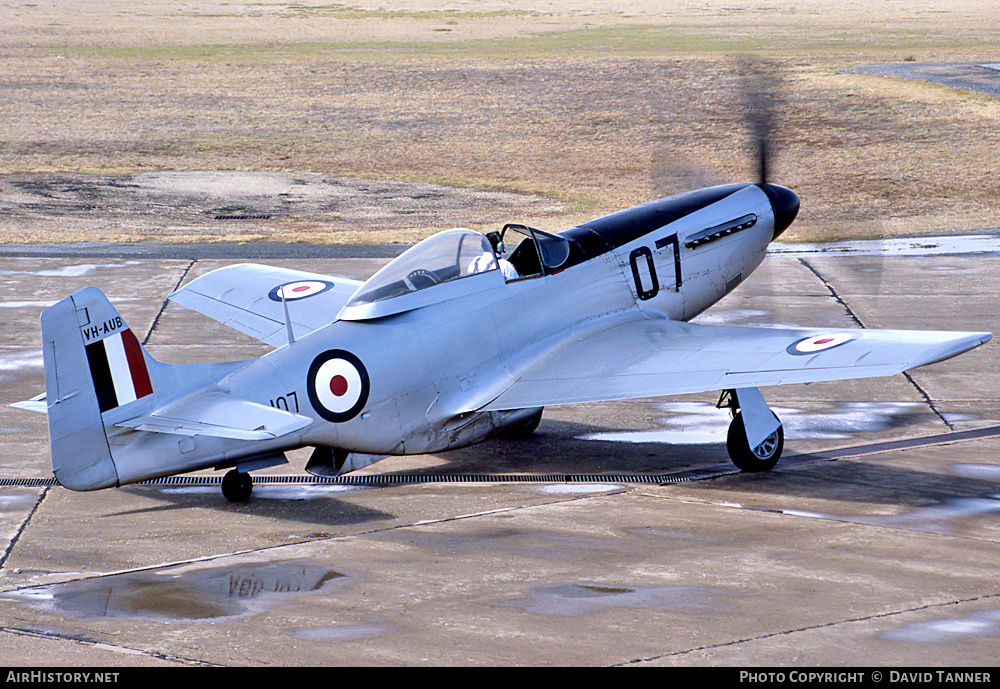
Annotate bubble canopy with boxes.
[339,229,504,320]
[347,229,496,305]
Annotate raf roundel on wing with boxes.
[787,333,855,355]
[268,280,335,302]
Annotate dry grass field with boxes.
[1,0,999,244]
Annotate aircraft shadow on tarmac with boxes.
[697,454,1000,511]
[418,419,727,475]
[109,418,1000,530]
[111,485,397,528]
[109,418,695,526]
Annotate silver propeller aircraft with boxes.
[18,176,991,501]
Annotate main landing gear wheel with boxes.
[727,411,783,472]
[222,469,253,502]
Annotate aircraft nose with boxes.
[759,183,800,240]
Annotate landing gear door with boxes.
[733,387,781,449]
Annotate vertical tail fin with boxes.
[41,287,155,490]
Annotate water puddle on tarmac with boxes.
[0,262,147,278]
[154,484,365,500]
[0,348,44,373]
[772,233,1000,257]
[536,483,624,495]
[779,463,1000,536]
[783,494,1000,535]
[498,582,723,617]
[0,491,39,511]
[882,609,1000,643]
[577,401,923,445]
[6,560,350,621]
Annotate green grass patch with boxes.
[61,20,983,64]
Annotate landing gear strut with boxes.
[222,468,253,502]
[718,388,784,472]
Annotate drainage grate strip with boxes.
[6,425,996,491]
[0,478,57,487]
[0,468,738,490]
[213,213,272,220]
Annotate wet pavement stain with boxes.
[293,622,395,643]
[499,582,724,617]
[7,560,348,621]
[378,526,635,565]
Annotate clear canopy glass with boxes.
[346,229,497,307]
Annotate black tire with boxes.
[726,411,783,472]
[222,469,253,502]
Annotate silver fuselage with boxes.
[109,184,777,484]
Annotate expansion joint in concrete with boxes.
[797,257,954,430]
[142,259,197,345]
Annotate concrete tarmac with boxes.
[2,237,1000,667]
[848,62,1000,99]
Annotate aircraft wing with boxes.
[116,390,312,441]
[480,317,991,411]
[169,264,363,347]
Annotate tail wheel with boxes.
[727,411,783,472]
[222,469,253,502]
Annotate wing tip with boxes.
[915,331,992,369]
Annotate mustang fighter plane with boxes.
[19,182,991,500]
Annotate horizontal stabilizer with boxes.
[117,390,312,441]
[10,392,47,414]
[169,264,362,347]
